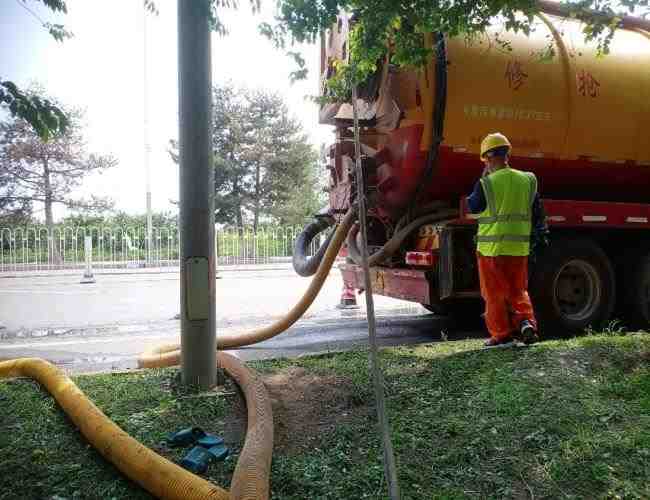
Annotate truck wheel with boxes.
[619,250,650,328]
[530,239,615,336]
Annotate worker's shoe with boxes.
[519,320,539,345]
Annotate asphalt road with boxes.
[0,268,481,372]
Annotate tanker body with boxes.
[297,9,650,334]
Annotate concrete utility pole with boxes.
[178,0,216,389]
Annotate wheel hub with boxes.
[553,260,601,322]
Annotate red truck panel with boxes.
[339,263,431,304]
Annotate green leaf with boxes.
[0,81,69,140]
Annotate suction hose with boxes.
[138,209,356,368]
[0,206,456,499]
[292,216,335,277]
[0,354,273,500]
[346,209,459,267]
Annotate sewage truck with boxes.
[293,6,650,334]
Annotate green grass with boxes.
[1,334,649,499]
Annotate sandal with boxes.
[181,444,230,475]
[167,427,223,448]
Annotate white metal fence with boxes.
[0,226,320,275]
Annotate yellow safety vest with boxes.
[477,167,538,257]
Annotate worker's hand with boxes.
[541,235,550,248]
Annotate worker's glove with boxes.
[529,232,550,264]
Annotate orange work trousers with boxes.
[477,254,537,342]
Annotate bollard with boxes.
[80,236,96,284]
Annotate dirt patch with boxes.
[224,367,369,454]
[616,345,650,373]
[550,341,650,376]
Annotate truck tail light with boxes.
[405,251,438,267]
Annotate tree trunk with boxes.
[232,178,244,235]
[236,205,244,229]
[235,202,245,259]
[43,158,62,266]
[253,164,260,233]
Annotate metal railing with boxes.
[0,225,320,275]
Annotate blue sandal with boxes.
[167,427,224,448]
[181,444,230,474]
[167,427,206,447]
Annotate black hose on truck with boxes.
[292,216,336,277]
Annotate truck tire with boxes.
[618,249,650,328]
[530,239,615,336]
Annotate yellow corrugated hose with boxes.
[0,209,355,499]
[0,352,273,500]
[138,209,356,368]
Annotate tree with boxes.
[2,0,72,139]
[60,210,177,229]
[262,0,650,98]
[271,154,326,226]
[0,93,117,234]
[170,84,320,230]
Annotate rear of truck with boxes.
[305,12,650,333]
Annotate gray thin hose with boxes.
[346,209,459,266]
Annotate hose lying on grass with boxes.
[0,354,273,500]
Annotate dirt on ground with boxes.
[224,367,369,454]
[551,336,650,375]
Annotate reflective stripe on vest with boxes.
[477,214,530,224]
[476,167,537,257]
[476,234,530,243]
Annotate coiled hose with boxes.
[0,353,273,500]
[292,216,335,277]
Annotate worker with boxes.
[466,132,548,347]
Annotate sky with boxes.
[0,0,330,221]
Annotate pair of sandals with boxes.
[167,427,229,475]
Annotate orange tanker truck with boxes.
[292,7,650,334]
